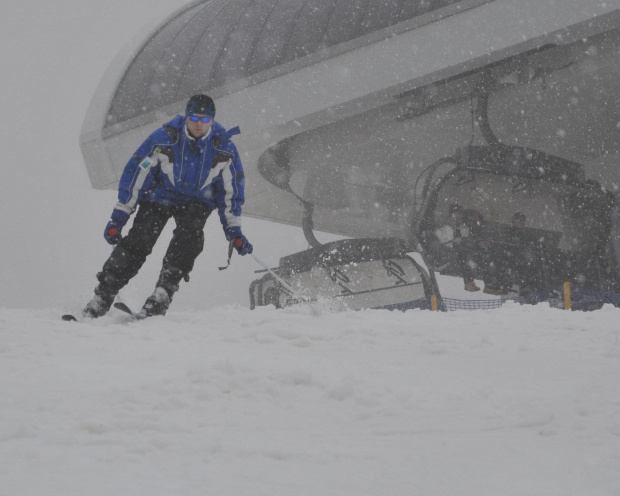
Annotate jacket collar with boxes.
[184,124,212,143]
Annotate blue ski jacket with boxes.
[114,115,245,231]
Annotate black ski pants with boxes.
[97,201,212,293]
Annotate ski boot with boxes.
[140,287,172,317]
[82,284,117,318]
[139,266,183,317]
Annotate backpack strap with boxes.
[163,126,179,143]
[149,126,179,163]
[212,136,234,168]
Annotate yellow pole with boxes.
[563,282,571,310]
[431,294,438,311]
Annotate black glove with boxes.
[104,209,130,245]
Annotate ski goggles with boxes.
[188,115,212,123]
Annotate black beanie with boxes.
[186,94,216,117]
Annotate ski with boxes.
[62,303,147,322]
[113,302,147,319]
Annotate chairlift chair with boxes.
[411,144,620,292]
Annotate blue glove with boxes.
[225,226,253,255]
[104,209,130,245]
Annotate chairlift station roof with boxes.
[106,0,466,127]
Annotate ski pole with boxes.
[249,252,320,316]
[218,240,236,270]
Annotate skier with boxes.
[81,94,253,318]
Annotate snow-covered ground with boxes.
[1,2,619,495]
[2,303,620,495]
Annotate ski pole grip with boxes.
[233,238,243,248]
